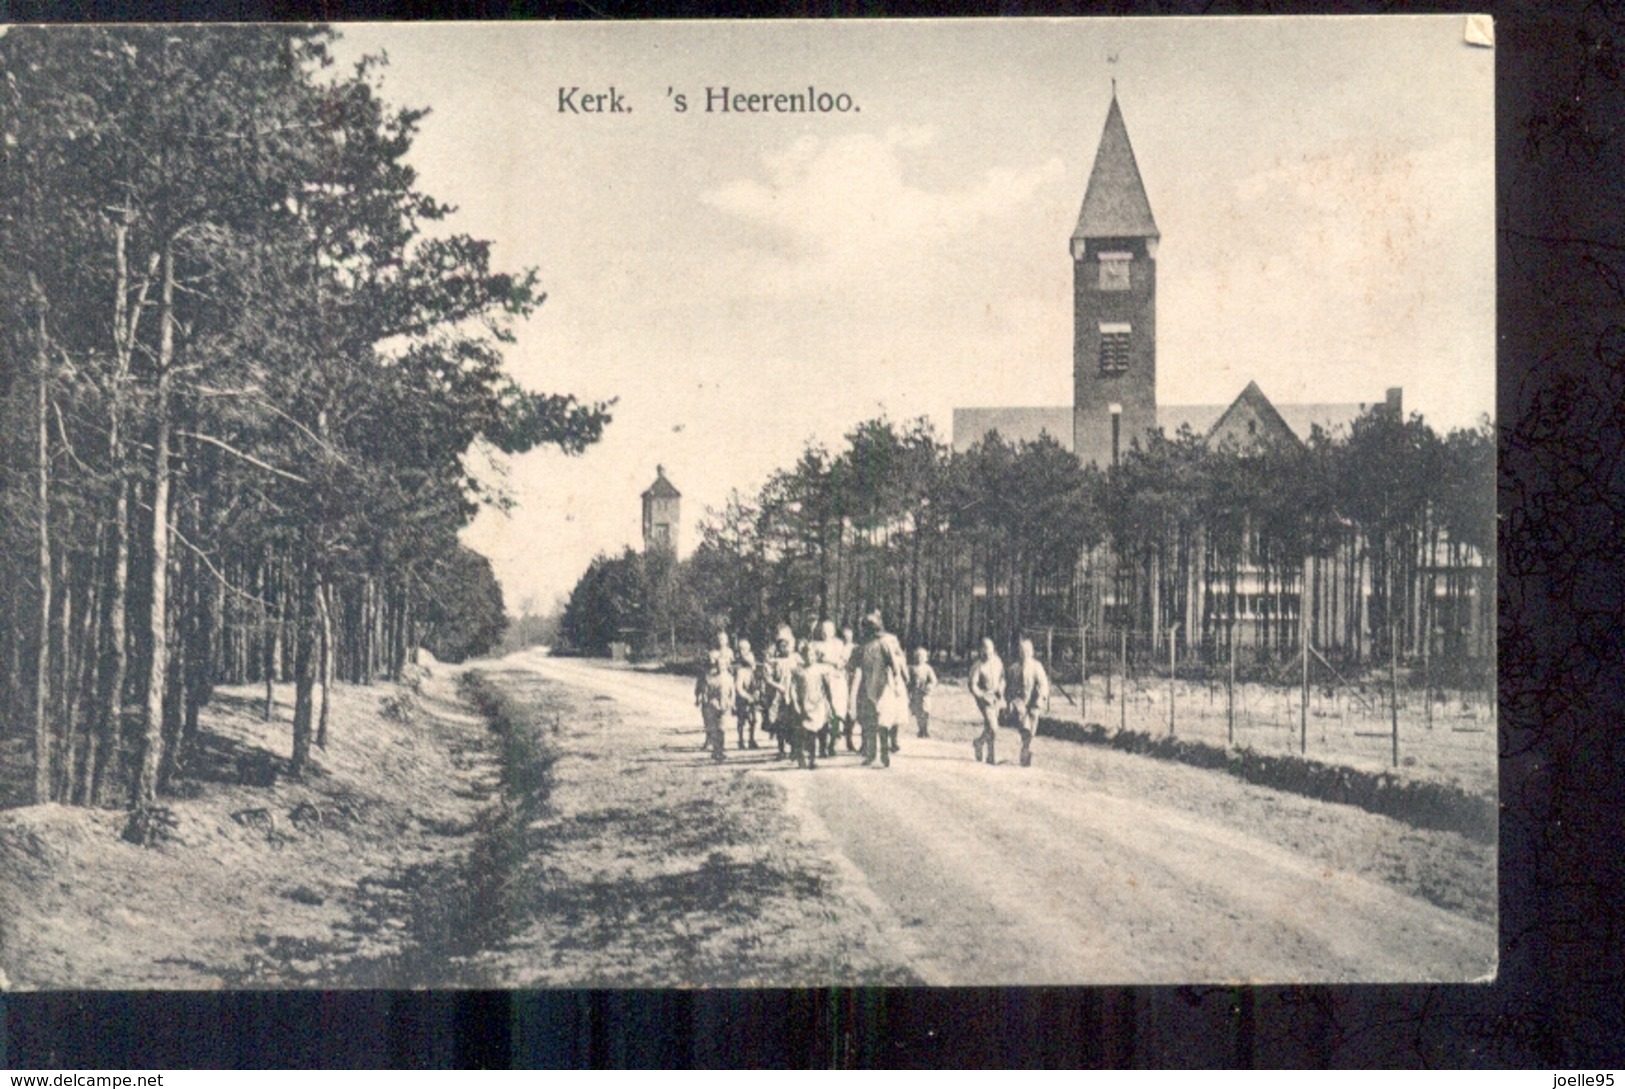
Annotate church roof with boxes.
[953,392,1383,456]
[1273,401,1387,441]
[642,465,681,500]
[1072,95,1159,242]
[1162,396,1381,445]
[1205,381,1298,448]
[1156,404,1225,438]
[951,407,1073,453]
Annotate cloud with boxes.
[1164,135,1492,411]
[1222,137,1485,283]
[703,127,1066,293]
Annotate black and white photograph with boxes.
[0,17,1495,991]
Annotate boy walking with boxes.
[694,650,735,763]
[788,643,839,770]
[906,648,938,739]
[732,638,759,750]
[1005,638,1051,767]
[968,638,1005,765]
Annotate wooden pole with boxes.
[1423,571,1432,730]
[1227,619,1236,747]
[1080,624,1088,723]
[1390,631,1401,766]
[1300,568,1309,756]
[1390,564,1400,768]
[1168,625,1177,736]
[1120,628,1127,733]
[1105,625,1113,703]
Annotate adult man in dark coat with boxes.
[853,610,908,768]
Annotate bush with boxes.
[380,692,417,725]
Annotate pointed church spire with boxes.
[1072,94,1159,243]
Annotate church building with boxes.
[953,90,1394,463]
[949,90,1432,654]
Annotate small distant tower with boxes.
[1072,90,1159,469]
[641,465,681,555]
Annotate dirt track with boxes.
[0,651,1495,989]
[515,652,1495,986]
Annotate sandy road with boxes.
[521,652,1494,985]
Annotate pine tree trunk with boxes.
[53,546,76,804]
[72,562,101,805]
[367,578,380,684]
[290,552,315,776]
[31,277,54,805]
[133,243,175,810]
[262,560,278,720]
[159,471,195,791]
[181,504,213,759]
[398,587,414,676]
[95,217,149,808]
[94,476,131,807]
[316,580,333,749]
[158,590,184,792]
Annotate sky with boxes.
[332,18,1495,615]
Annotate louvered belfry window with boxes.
[1099,322,1131,373]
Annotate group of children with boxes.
[693,616,939,771]
[694,620,1053,770]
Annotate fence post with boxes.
[1300,578,1309,757]
[1227,619,1236,746]
[1120,628,1128,733]
[1423,585,1432,730]
[1168,624,1178,737]
[1079,624,1088,723]
[1389,569,1400,768]
[1105,626,1113,703]
[1390,622,1400,768]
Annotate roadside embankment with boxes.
[1039,716,1496,844]
[0,663,504,989]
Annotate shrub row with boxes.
[1039,717,1495,844]
[458,672,558,812]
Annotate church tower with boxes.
[1072,91,1159,469]
[641,465,681,555]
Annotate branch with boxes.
[177,430,311,484]
[250,397,349,464]
[134,498,273,613]
[51,398,95,477]
[171,521,274,613]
